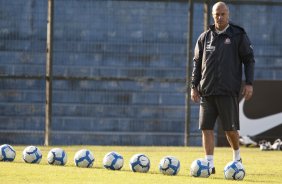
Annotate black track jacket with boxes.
[191,23,255,97]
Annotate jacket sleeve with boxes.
[239,34,255,85]
[190,36,203,89]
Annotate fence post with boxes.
[185,0,194,146]
[45,0,54,146]
[204,0,211,31]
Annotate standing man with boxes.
[190,1,255,174]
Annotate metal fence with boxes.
[0,0,281,146]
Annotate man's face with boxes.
[212,4,229,31]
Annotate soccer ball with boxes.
[103,151,124,170]
[0,144,16,162]
[74,149,94,168]
[47,148,67,166]
[159,156,180,175]
[22,146,42,164]
[190,158,212,177]
[129,154,150,173]
[224,161,245,180]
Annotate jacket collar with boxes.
[209,22,245,37]
[209,24,232,37]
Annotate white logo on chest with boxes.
[224,38,231,44]
[206,42,215,52]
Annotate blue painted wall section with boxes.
[0,0,281,145]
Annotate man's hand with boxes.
[242,85,253,100]
[191,88,200,103]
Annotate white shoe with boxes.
[271,139,282,150]
[239,136,257,147]
[259,140,272,151]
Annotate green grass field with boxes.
[1,146,281,184]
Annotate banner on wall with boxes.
[217,80,282,146]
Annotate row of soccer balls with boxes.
[0,144,245,180]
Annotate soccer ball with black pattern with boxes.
[103,151,124,170]
[22,146,42,164]
[74,149,94,168]
[129,154,150,173]
[0,144,16,162]
[224,161,245,180]
[159,156,180,175]
[47,148,67,166]
[190,158,212,177]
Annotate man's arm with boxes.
[239,34,255,85]
[239,33,255,100]
[190,36,203,102]
[191,37,203,88]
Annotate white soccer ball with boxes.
[129,154,150,173]
[224,161,245,180]
[190,158,212,178]
[103,151,124,170]
[159,156,180,175]
[74,149,94,168]
[47,148,67,166]
[0,144,16,162]
[22,146,42,164]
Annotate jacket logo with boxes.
[224,38,231,44]
[206,43,215,52]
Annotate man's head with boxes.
[212,1,229,31]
